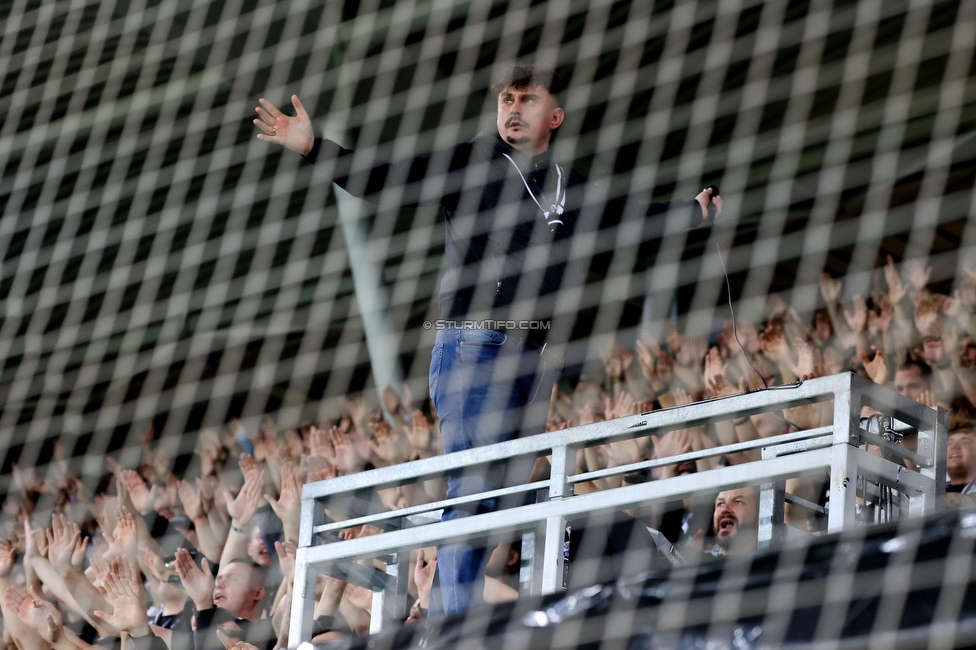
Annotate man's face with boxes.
[960,336,976,368]
[496,85,564,156]
[894,367,928,401]
[947,432,976,482]
[213,562,263,619]
[713,488,758,552]
[247,525,271,566]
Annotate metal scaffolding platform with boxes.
[289,372,947,646]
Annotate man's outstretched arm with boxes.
[253,95,473,210]
[645,186,722,226]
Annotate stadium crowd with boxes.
[1,256,975,649]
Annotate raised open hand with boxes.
[413,548,437,610]
[368,421,404,465]
[223,467,264,528]
[602,342,633,381]
[330,426,363,475]
[604,391,637,420]
[308,424,336,463]
[238,453,262,482]
[671,387,694,407]
[759,323,791,364]
[254,96,315,156]
[651,428,693,459]
[704,347,731,397]
[138,547,174,584]
[71,533,90,569]
[403,410,431,453]
[122,469,159,516]
[792,338,819,379]
[820,273,843,305]
[177,479,204,522]
[635,337,658,380]
[675,334,706,368]
[842,295,868,334]
[382,386,406,418]
[5,584,63,643]
[266,464,301,534]
[884,256,906,304]
[0,540,16,578]
[173,548,214,609]
[87,552,111,588]
[342,396,370,429]
[655,346,675,385]
[809,312,833,345]
[904,259,931,292]
[872,295,893,333]
[274,539,297,581]
[861,348,889,385]
[46,514,80,569]
[345,582,374,612]
[93,558,149,636]
[112,506,139,562]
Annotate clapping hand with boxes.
[4,584,64,643]
[173,548,214,609]
[266,465,301,537]
[93,558,150,636]
[413,548,437,610]
[223,466,264,529]
[46,514,80,570]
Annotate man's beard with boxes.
[716,518,737,549]
[506,134,530,146]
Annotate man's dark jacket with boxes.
[304,131,704,358]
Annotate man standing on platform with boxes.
[253,63,721,614]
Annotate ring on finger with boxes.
[271,127,276,136]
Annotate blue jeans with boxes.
[428,328,555,614]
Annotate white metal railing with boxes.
[288,372,946,645]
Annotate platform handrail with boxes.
[288,372,947,645]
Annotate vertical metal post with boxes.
[537,444,573,595]
[369,589,384,634]
[918,406,948,506]
[521,529,540,595]
[828,376,859,534]
[828,443,858,533]
[832,377,859,446]
[549,445,574,500]
[758,481,785,549]
[298,492,317,548]
[287,549,318,648]
[541,514,567,595]
[382,552,410,628]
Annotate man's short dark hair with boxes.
[226,558,269,589]
[490,63,565,101]
[899,358,932,377]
